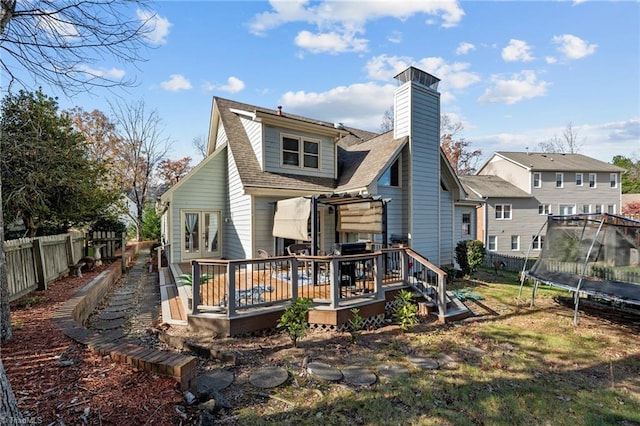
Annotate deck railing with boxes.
[188,247,447,318]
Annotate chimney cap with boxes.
[394,66,440,91]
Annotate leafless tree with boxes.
[192,134,207,160]
[0,0,154,95]
[380,106,394,133]
[110,99,170,241]
[440,114,482,175]
[538,122,585,154]
[0,1,154,415]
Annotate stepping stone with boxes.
[110,295,134,303]
[102,305,130,313]
[96,311,126,321]
[249,367,288,389]
[341,366,377,386]
[197,370,234,396]
[107,299,132,309]
[377,364,409,379]
[438,353,459,370]
[112,291,136,297]
[91,318,128,330]
[407,356,439,370]
[307,362,343,382]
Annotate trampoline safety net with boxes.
[525,213,640,308]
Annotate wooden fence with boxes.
[482,252,538,273]
[5,231,124,302]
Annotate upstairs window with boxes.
[556,172,564,188]
[575,173,583,186]
[281,135,319,170]
[495,204,512,220]
[589,173,597,188]
[533,172,541,188]
[379,157,400,187]
[610,173,618,188]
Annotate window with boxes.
[556,172,564,188]
[607,204,616,214]
[582,204,591,214]
[533,172,541,188]
[595,205,602,214]
[488,236,497,251]
[559,204,576,215]
[281,135,319,170]
[495,204,512,220]
[538,204,551,215]
[511,235,520,251]
[462,213,471,236]
[532,235,544,250]
[610,173,618,188]
[379,157,400,187]
[575,173,583,186]
[589,173,597,188]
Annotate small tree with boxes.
[455,240,485,276]
[394,289,418,332]
[277,297,313,347]
[347,307,365,344]
[141,206,161,241]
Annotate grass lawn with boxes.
[224,268,640,425]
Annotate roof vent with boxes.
[334,122,345,129]
[276,105,282,116]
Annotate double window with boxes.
[282,135,319,169]
[532,235,544,250]
[495,204,512,220]
[538,204,551,215]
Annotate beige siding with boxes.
[481,157,531,192]
[485,197,544,257]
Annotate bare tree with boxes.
[110,99,170,241]
[380,106,394,133]
[0,2,154,416]
[192,135,207,160]
[440,114,482,175]
[538,122,585,154]
[0,0,154,95]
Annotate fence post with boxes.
[32,238,47,290]
[121,232,126,273]
[227,263,236,317]
[65,233,74,264]
[374,254,383,300]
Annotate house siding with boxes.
[253,196,278,256]
[263,125,334,179]
[480,157,530,192]
[439,187,454,265]
[240,116,263,170]
[396,81,441,263]
[226,147,252,260]
[168,149,228,262]
[485,197,545,257]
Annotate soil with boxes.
[2,268,639,425]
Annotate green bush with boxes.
[141,206,161,241]
[278,297,313,347]
[347,308,365,344]
[455,240,485,276]
[394,289,418,332]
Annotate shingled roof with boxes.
[493,152,625,172]
[459,175,532,199]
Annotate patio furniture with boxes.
[287,243,311,256]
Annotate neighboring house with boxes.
[461,152,625,257]
[158,66,468,267]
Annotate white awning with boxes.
[272,197,311,241]
[337,201,383,233]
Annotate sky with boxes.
[4,0,639,167]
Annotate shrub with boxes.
[347,308,365,344]
[278,297,313,347]
[394,289,418,332]
[455,240,485,276]
[141,206,161,241]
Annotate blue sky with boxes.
[7,1,640,166]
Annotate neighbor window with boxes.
[379,157,400,187]
[488,236,497,251]
[538,204,551,215]
[607,204,616,214]
[610,173,618,188]
[462,213,471,236]
[589,173,597,188]
[281,135,319,169]
[495,204,512,220]
[511,235,520,251]
[532,235,544,250]
[575,173,583,186]
[582,204,591,214]
[559,204,576,215]
[556,172,564,188]
[533,172,541,188]
[595,205,602,214]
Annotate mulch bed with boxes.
[1,265,193,425]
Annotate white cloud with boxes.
[37,11,80,40]
[545,56,557,64]
[203,76,246,94]
[501,39,534,62]
[456,42,475,55]
[78,65,125,80]
[552,34,597,59]
[160,74,192,92]
[387,31,402,44]
[279,82,396,131]
[478,70,549,104]
[295,30,368,54]
[248,1,464,53]
[138,9,172,46]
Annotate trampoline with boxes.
[520,213,640,325]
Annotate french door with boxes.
[181,210,221,260]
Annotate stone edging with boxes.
[52,243,197,391]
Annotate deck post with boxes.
[329,258,340,309]
[437,272,446,320]
[401,249,410,285]
[191,261,200,315]
[374,253,383,300]
[227,263,236,317]
[290,257,298,300]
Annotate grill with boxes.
[336,242,370,255]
